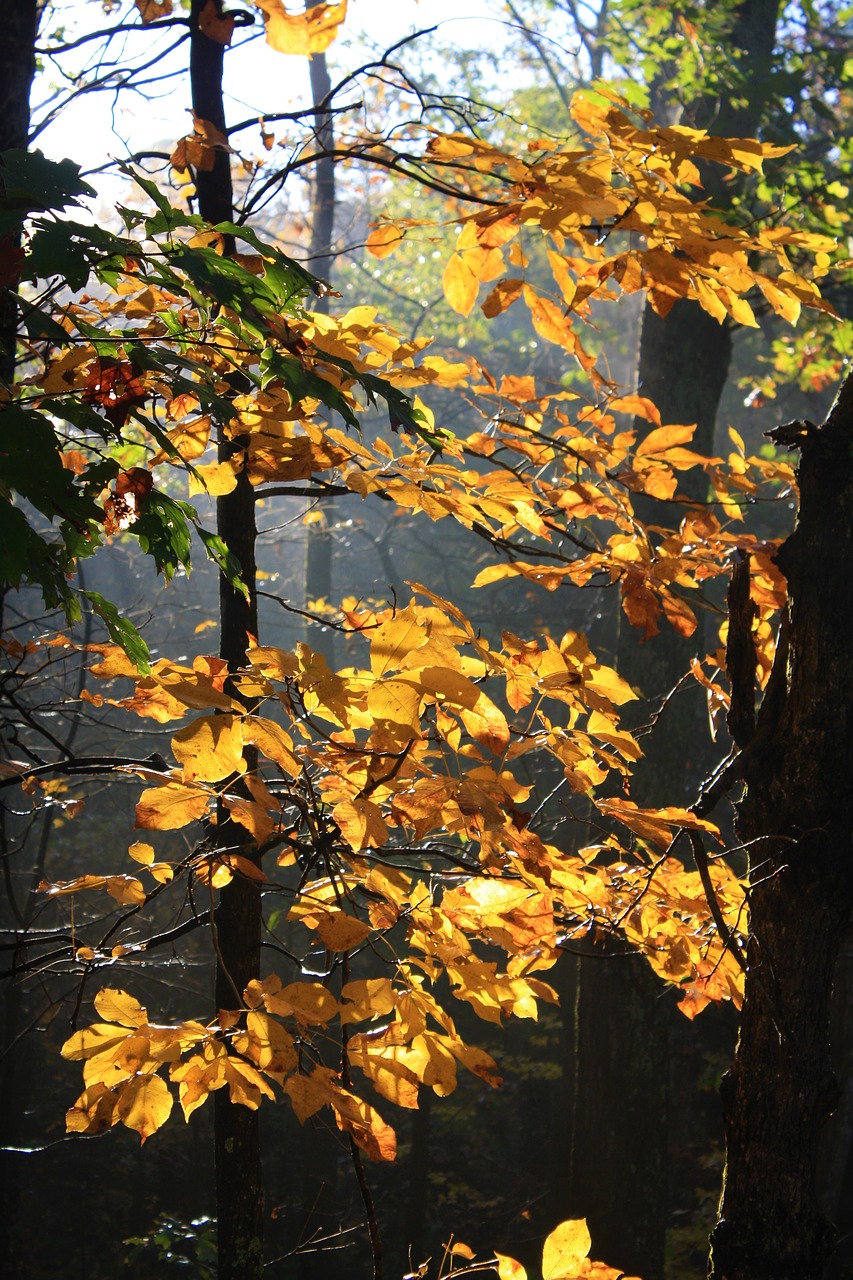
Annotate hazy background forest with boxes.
[2,2,853,1279]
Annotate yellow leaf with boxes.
[234,1011,297,1081]
[40,874,109,898]
[366,678,422,738]
[65,1083,120,1136]
[224,796,276,843]
[443,253,479,316]
[756,274,801,325]
[116,1073,173,1143]
[366,224,406,258]
[542,1219,591,1280]
[243,715,301,778]
[285,1065,339,1121]
[495,1255,528,1280]
[634,423,696,457]
[331,1088,398,1161]
[94,988,148,1027]
[128,841,154,865]
[609,394,661,425]
[262,980,339,1025]
[597,798,719,850]
[135,781,210,830]
[340,978,396,1024]
[223,1054,276,1108]
[188,461,239,496]
[314,909,373,951]
[333,797,389,851]
[255,0,347,56]
[171,714,244,782]
[105,875,147,906]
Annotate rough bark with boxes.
[709,376,853,1279]
[189,4,263,1277]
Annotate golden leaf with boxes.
[443,253,479,316]
[542,1219,592,1280]
[188,461,239,496]
[331,1088,397,1162]
[105,875,147,906]
[116,1073,174,1143]
[314,909,373,951]
[333,797,389,851]
[94,988,148,1027]
[135,781,210,831]
[171,713,244,782]
[65,1084,119,1136]
[243,715,301,778]
[224,795,276,844]
[495,1255,528,1280]
[255,0,348,56]
[262,980,339,1025]
[340,978,396,1024]
[284,1065,339,1121]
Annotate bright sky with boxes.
[32,0,516,182]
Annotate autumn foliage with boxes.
[0,41,838,1275]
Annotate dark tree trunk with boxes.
[0,7,42,1274]
[571,9,786,1274]
[709,376,853,1279]
[189,5,263,1278]
[0,0,39,386]
[634,0,781,462]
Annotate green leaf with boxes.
[0,501,78,617]
[133,492,193,582]
[259,349,360,429]
[0,150,95,233]
[195,527,249,599]
[82,592,151,674]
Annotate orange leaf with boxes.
[481,277,524,318]
[366,224,406,258]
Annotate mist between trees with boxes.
[3,3,853,1280]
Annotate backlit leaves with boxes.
[254,0,348,56]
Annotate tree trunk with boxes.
[0,0,40,386]
[572,10,786,1273]
[0,7,42,1273]
[302,20,337,668]
[709,376,853,1279]
[189,5,263,1277]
